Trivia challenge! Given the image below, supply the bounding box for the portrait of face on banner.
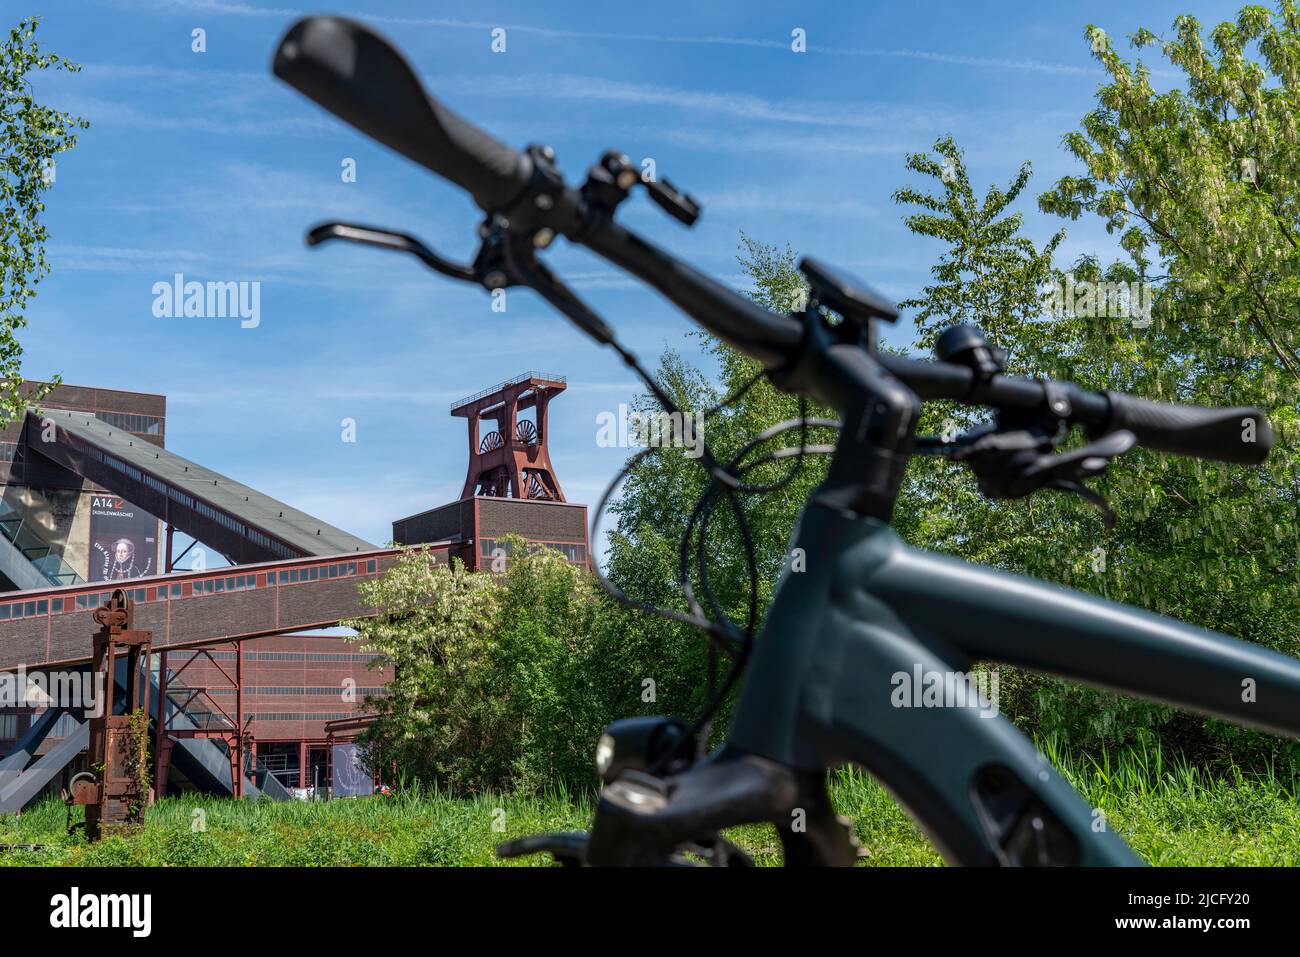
[88,495,158,582]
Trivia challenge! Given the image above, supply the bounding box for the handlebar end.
[1104,392,1274,465]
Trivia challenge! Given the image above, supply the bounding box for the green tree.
[344,547,503,790]
[869,141,1153,745]
[889,136,1073,567]
[890,134,1297,761]
[1033,4,1300,761]
[345,538,700,794]
[1,17,86,422]
[488,537,604,791]
[1039,3,1300,383]
[893,135,1063,361]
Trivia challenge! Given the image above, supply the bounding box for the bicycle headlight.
[594,732,616,778]
[593,716,689,785]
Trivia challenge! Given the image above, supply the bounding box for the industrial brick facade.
[394,496,588,571]
[0,374,590,795]
[0,552,402,669]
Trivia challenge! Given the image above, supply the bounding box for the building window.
[0,714,15,739]
[93,410,163,436]
[51,713,77,738]
[479,538,584,563]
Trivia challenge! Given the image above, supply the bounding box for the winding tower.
[452,373,567,502]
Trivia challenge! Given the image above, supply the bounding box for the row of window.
[276,563,359,584]
[185,573,257,596]
[74,587,149,610]
[245,712,357,722]
[195,651,382,663]
[196,498,244,536]
[478,537,587,563]
[101,449,144,485]
[94,410,163,436]
[1,598,53,619]
[0,560,380,620]
[248,526,294,559]
[206,687,388,696]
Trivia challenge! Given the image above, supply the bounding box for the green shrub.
[345,541,715,795]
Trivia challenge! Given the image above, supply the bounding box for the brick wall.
[475,498,587,543]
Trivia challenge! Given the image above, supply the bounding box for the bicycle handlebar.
[581,219,805,369]
[876,355,1272,464]
[1103,392,1270,464]
[272,15,1276,469]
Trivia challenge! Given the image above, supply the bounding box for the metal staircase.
[0,661,290,814]
[0,500,82,589]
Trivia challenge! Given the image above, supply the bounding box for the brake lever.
[1019,430,1136,486]
[306,221,481,283]
[1048,479,1120,529]
[951,428,1135,529]
[307,219,619,347]
[1019,430,1135,530]
[500,230,618,345]
[496,831,589,867]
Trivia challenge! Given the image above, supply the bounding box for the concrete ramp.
[26,408,375,566]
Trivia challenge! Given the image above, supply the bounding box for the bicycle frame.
[716,498,1300,865]
[575,321,1297,866]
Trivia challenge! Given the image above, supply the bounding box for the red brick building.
[0,373,590,797]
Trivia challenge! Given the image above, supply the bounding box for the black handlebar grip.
[1103,391,1273,465]
[273,17,533,212]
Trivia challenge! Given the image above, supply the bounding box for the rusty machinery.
[65,588,153,840]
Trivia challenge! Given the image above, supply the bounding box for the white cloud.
[140,2,1135,79]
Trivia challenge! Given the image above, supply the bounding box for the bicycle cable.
[584,336,843,767]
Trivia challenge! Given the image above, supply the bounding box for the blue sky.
[19,0,1245,549]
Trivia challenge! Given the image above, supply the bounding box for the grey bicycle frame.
[720,498,1300,865]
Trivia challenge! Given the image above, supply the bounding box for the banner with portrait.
[88,495,159,582]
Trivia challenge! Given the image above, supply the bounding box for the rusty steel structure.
[452,372,566,501]
[154,642,247,801]
[67,589,152,840]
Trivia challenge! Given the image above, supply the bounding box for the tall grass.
[1,743,1295,866]
[1042,738,1300,866]
[0,785,592,867]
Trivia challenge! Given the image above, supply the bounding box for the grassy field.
[0,747,1295,866]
